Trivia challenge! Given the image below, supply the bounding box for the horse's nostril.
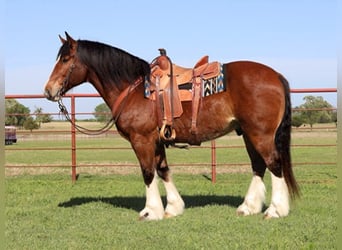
[44,89,52,100]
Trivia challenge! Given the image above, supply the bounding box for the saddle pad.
[202,63,225,97]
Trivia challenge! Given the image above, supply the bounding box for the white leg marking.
[163,177,185,218]
[264,173,289,218]
[139,173,164,220]
[237,175,266,216]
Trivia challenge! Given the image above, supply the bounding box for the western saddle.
[148,49,222,145]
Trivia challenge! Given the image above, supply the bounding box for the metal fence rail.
[5,88,337,182]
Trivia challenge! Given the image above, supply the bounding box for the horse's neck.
[86,71,121,108]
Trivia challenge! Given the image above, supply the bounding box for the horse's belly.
[174,108,237,144]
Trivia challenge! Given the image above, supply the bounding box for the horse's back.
[224,60,282,89]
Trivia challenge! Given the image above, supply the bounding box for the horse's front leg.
[130,134,164,220]
[139,170,165,220]
[156,144,185,218]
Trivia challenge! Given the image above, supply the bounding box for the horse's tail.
[275,75,300,199]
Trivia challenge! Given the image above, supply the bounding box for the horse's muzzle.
[44,88,61,102]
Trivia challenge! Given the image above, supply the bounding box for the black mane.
[58,40,150,88]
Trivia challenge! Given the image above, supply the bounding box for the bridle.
[59,62,75,98]
[57,61,143,135]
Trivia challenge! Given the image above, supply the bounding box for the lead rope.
[57,73,142,136]
[58,99,116,135]
[57,60,140,135]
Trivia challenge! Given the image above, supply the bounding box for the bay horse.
[44,32,299,220]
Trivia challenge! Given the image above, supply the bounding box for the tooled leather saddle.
[147,49,224,144]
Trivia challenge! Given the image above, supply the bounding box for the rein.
[57,62,143,135]
[58,99,115,135]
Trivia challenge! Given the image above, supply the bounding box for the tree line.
[292,96,337,129]
[5,99,52,131]
[5,95,337,131]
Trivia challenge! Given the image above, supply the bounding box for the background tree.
[291,111,305,128]
[94,103,111,122]
[23,117,39,132]
[41,113,53,124]
[297,95,335,129]
[34,107,53,127]
[5,99,30,127]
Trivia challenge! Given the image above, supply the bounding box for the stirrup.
[160,124,176,142]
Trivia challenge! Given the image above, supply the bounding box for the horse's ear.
[64,31,77,50]
[65,32,75,43]
[59,34,66,44]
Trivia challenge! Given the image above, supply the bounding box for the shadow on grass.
[58,195,244,212]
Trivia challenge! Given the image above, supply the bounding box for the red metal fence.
[5,88,337,183]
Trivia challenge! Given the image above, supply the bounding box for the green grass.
[5,164,337,249]
[5,122,337,248]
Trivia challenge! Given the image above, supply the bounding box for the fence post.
[71,95,77,183]
[211,140,216,183]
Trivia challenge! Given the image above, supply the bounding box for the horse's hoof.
[138,212,150,221]
[236,204,251,216]
[263,214,275,220]
[263,212,280,219]
[163,212,174,219]
[138,208,164,221]
[263,207,281,219]
[236,210,248,216]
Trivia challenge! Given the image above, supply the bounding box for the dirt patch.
[5,164,251,177]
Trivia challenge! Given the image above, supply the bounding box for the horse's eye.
[61,57,69,63]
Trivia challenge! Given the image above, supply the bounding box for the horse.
[44,32,299,220]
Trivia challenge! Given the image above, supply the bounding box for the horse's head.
[44,32,87,101]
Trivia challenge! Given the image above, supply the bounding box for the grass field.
[5,122,337,249]
[5,166,337,249]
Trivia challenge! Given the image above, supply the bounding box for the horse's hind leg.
[156,144,185,218]
[238,133,290,218]
[236,135,266,216]
[264,172,289,218]
[250,136,290,218]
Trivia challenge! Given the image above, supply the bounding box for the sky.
[5,0,337,118]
